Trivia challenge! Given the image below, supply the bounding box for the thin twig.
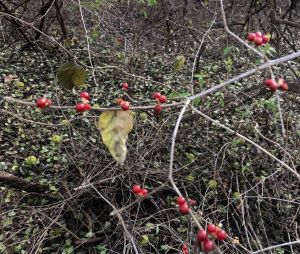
[190,107,300,181]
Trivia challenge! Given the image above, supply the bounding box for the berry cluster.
[131,185,148,197]
[153,92,167,114]
[264,77,288,92]
[76,91,92,112]
[247,32,270,46]
[36,97,52,109]
[116,98,130,111]
[197,224,227,252]
[177,196,190,215]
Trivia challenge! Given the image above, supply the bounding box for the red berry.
[182,244,188,250]
[254,36,263,46]
[122,82,129,90]
[262,35,270,44]
[80,91,90,100]
[159,95,167,103]
[36,97,47,109]
[179,203,190,215]
[207,224,217,233]
[279,82,288,91]
[197,229,208,242]
[154,104,162,114]
[247,33,256,42]
[120,101,130,111]
[189,199,197,206]
[153,92,161,99]
[264,79,278,91]
[182,244,188,254]
[84,104,91,111]
[45,99,52,107]
[116,98,124,105]
[202,240,214,252]
[132,185,142,194]
[176,196,186,206]
[140,188,148,196]
[75,103,86,112]
[255,31,262,37]
[216,229,227,241]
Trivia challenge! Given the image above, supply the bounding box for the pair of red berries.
[264,77,288,92]
[153,92,167,114]
[36,97,52,109]
[247,31,270,46]
[131,185,148,197]
[197,224,227,252]
[76,91,91,112]
[176,196,190,215]
[116,98,130,111]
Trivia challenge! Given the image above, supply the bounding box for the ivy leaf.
[98,111,134,165]
[147,0,157,6]
[174,55,185,71]
[57,62,86,90]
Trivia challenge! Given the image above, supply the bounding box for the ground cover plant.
[0,0,300,253]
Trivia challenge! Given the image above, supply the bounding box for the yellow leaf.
[98,111,133,165]
[57,62,86,90]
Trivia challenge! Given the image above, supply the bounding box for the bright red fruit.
[264,79,278,91]
[84,104,91,111]
[121,101,130,111]
[176,196,186,206]
[207,224,217,233]
[153,92,161,99]
[255,31,262,37]
[216,229,227,241]
[116,98,124,105]
[154,104,162,114]
[197,229,208,242]
[247,33,256,42]
[75,103,86,112]
[254,36,263,46]
[122,82,129,90]
[140,188,148,196]
[279,82,288,91]
[262,35,270,44]
[203,240,214,252]
[182,244,188,254]
[159,95,167,103]
[132,185,142,194]
[80,91,90,100]
[36,97,47,108]
[179,203,190,215]
[45,99,52,107]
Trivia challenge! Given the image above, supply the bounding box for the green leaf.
[57,62,86,90]
[223,46,233,57]
[15,81,25,88]
[174,55,185,71]
[139,235,149,246]
[147,0,157,5]
[98,111,134,165]
[25,155,38,165]
[194,97,201,106]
